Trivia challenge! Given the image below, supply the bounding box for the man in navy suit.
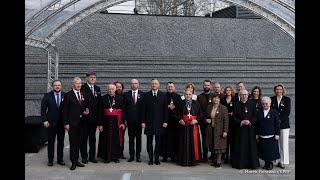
[80,72,101,164]
[63,77,88,170]
[124,79,144,162]
[141,79,168,165]
[41,79,65,166]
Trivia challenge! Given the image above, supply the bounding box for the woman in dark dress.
[256,96,280,170]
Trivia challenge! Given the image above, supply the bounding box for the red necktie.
[133,91,136,105]
[77,91,81,105]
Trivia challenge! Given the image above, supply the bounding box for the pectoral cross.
[187,113,192,119]
[109,108,113,112]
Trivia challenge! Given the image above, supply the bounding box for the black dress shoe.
[47,161,53,166]
[121,156,126,159]
[128,157,134,162]
[211,161,217,166]
[104,160,110,163]
[155,160,160,165]
[76,161,85,167]
[266,162,273,170]
[57,160,65,165]
[70,164,76,170]
[113,159,120,163]
[82,159,88,164]
[148,161,153,165]
[162,157,167,162]
[89,158,98,163]
[136,158,141,162]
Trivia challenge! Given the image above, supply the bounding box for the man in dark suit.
[141,79,168,165]
[124,79,144,162]
[197,79,213,162]
[80,72,101,164]
[115,81,126,159]
[63,77,88,170]
[41,79,65,166]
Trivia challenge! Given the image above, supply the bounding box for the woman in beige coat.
[204,93,229,168]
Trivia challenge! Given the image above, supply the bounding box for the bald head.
[107,83,116,96]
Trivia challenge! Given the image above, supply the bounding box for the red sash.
[103,108,123,146]
[181,115,199,160]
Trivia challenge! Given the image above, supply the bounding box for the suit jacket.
[41,91,65,126]
[256,108,280,136]
[62,90,87,127]
[81,83,101,124]
[124,90,145,124]
[197,92,214,120]
[270,96,291,129]
[141,90,168,135]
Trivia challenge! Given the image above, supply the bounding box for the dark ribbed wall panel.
[54,13,294,57]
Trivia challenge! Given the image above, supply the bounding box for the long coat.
[141,90,168,135]
[204,103,229,152]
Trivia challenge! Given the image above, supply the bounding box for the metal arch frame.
[25,0,81,39]
[25,35,59,92]
[25,0,61,24]
[223,0,294,40]
[46,0,294,42]
[47,0,130,43]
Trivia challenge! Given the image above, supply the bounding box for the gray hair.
[261,96,271,105]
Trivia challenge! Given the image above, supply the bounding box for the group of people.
[41,73,291,171]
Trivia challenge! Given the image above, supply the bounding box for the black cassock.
[231,99,260,169]
[97,94,125,161]
[160,92,181,160]
[177,99,203,166]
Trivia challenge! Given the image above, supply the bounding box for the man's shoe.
[89,158,98,163]
[148,160,153,165]
[121,156,126,159]
[128,157,134,162]
[162,157,167,162]
[70,163,76,170]
[47,161,53,166]
[104,160,110,163]
[136,158,141,162]
[57,160,65,165]
[76,161,85,167]
[155,159,160,165]
[113,159,120,163]
[82,159,88,164]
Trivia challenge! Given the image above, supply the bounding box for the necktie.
[90,86,94,95]
[133,91,136,105]
[153,92,156,97]
[56,93,60,107]
[77,91,81,104]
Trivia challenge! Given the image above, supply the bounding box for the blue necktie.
[90,86,94,95]
[56,93,60,107]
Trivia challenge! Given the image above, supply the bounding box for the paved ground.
[25,126,295,180]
